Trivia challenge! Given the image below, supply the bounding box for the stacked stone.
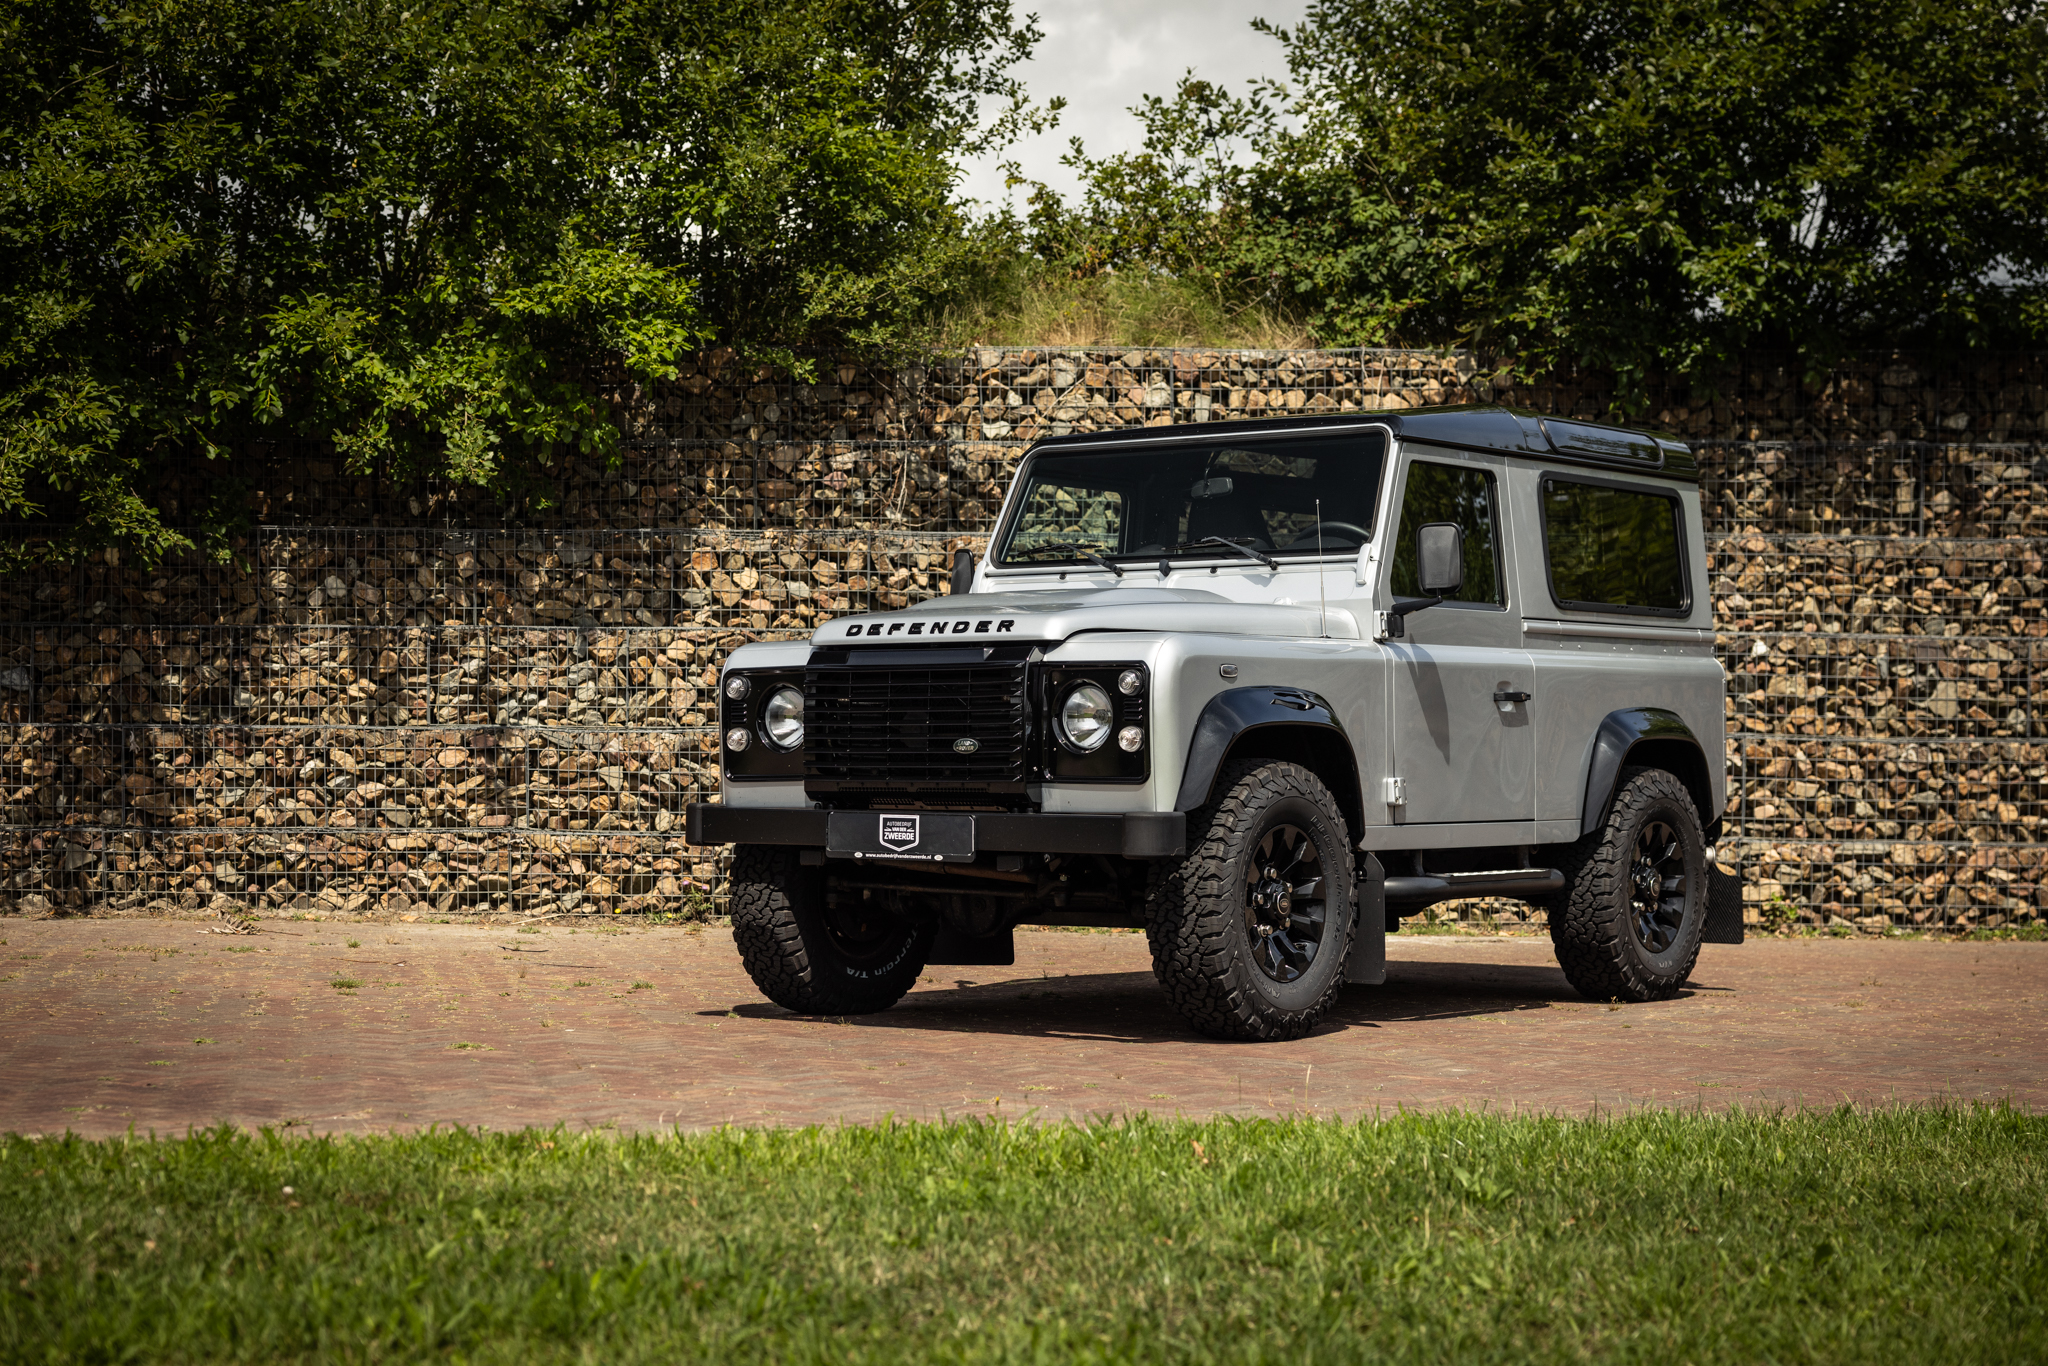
[1738,836,2046,933]
[1532,355,2048,444]
[1714,536,2047,639]
[614,354,925,445]
[1726,704,2048,932]
[1731,736,2043,839]
[3,346,2047,929]
[243,529,974,634]
[115,350,2048,537]
[925,348,1487,444]
[445,442,986,533]
[0,826,706,919]
[1705,443,2048,537]
[0,725,123,829]
[1721,633,2036,740]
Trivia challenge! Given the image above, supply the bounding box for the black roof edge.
[1021,404,1700,483]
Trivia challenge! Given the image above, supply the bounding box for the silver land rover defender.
[687,407,1741,1040]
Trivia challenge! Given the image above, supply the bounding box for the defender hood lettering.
[814,586,1360,644]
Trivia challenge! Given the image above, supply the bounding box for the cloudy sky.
[955,0,1310,210]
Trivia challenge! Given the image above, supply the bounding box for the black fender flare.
[1580,707,1716,839]
[1174,687,1363,837]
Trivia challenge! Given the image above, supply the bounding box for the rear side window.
[1541,476,1688,615]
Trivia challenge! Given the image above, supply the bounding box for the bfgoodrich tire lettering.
[1546,765,1707,1002]
[1145,760,1356,1041]
[729,845,932,1014]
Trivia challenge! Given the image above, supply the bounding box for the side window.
[1541,477,1688,614]
[1390,461,1504,606]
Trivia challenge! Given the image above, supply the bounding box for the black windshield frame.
[992,428,1390,569]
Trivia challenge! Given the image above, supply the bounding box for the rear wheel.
[1145,760,1356,1040]
[729,845,932,1014]
[1547,765,1706,1002]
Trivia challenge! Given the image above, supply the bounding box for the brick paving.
[1,918,2041,1137]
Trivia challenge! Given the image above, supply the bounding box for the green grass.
[936,265,1309,351]
[1968,923,2048,942]
[3,1108,2043,1363]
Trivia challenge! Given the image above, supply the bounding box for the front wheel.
[729,845,933,1014]
[1546,765,1707,1002]
[1145,760,1356,1040]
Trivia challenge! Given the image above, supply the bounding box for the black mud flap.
[1347,853,1387,984]
[1702,862,1745,944]
[929,925,1015,965]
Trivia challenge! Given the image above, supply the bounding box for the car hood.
[811,585,1361,646]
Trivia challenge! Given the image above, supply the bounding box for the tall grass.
[935,263,1309,351]
[3,1107,2043,1363]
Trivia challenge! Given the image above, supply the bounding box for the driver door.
[1380,452,1535,827]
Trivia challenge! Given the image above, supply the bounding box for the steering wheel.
[1285,521,1372,549]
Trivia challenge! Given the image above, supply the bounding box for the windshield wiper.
[1158,536,1281,571]
[1010,541,1126,577]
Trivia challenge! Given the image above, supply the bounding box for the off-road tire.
[729,845,933,1015]
[1546,765,1707,1002]
[1145,760,1356,1041]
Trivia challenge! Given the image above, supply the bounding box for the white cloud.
[957,0,1307,209]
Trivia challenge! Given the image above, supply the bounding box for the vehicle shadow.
[700,957,1686,1043]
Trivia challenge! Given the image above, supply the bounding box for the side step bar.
[1383,867,1564,908]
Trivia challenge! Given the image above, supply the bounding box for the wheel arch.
[1581,707,1717,840]
[1174,687,1365,844]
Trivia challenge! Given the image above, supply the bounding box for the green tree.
[602,0,1048,361]
[1039,0,2048,401]
[1020,76,1276,284]
[0,0,1042,560]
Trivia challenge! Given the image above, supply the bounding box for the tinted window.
[998,431,1387,565]
[1390,461,1503,606]
[1542,477,1687,613]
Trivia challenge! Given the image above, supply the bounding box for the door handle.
[1492,690,1531,704]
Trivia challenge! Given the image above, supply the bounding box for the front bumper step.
[686,804,1187,859]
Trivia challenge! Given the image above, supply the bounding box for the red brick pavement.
[1,919,2041,1136]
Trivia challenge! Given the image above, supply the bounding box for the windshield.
[995,430,1388,567]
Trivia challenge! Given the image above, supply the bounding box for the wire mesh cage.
[1720,633,2038,740]
[1722,836,2045,933]
[2,346,2046,926]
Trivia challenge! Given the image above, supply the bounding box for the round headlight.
[724,675,751,701]
[762,685,805,750]
[724,726,750,752]
[1058,682,1114,752]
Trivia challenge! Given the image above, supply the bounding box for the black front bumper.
[685,803,1186,859]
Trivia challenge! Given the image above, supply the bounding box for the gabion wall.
[5,346,2047,931]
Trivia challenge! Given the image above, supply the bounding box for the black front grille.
[805,649,1032,793]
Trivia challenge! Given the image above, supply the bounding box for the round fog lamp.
[1058,682,1114,752]
[724,675,751,701]
[1117,725,1144,753]
[762,685,805,750]
[1117,668,1143,696]
[724,726,750,752]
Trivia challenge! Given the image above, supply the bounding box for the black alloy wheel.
[1545,764,1707,1002]
[1628,818,1688,954]
[1145,758,1356,1040]
[1244,824,1329,984]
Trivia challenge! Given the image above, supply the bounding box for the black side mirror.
[1415,522,1464,596]
[950,547,975,595]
